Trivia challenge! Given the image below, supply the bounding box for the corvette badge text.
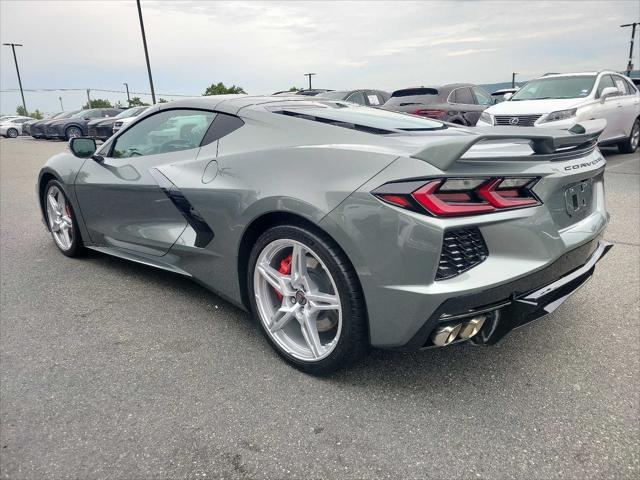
[564,156,604,172]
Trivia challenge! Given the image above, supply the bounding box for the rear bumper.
[397,238,612,350]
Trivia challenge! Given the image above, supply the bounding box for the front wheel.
[7,128,19,138]
[44,180,85,257]
[618,118,639,154]
[248,225,367,374]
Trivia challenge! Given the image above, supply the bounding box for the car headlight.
[479,112,494,125]
[540,108,577,123]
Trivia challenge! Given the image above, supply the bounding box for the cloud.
[446,48,499,57]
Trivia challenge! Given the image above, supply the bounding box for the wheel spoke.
[291,243,310,290]
[48,194,61,215]
[306,292,340,311]
[257,263,291,296]
[301,310,324,359]
[51,221,61,232]
[269,303,298,333]
[61,227,72,247]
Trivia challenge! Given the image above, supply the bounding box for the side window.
[111,109,216,159]
[596,75,616,98]
[613,76,632,95]
[452,88,474,105]
[473,87,493,106]
[86,110,102,119]
[345,91,366,105]
[366,93,381,106]
[200,113,244,146]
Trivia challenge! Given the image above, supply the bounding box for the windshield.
[511,76,596,100]
[56,110,80,119]
[115,107,144,118]
[71,110,94,118]
[316,91,349,100]
[270,103,445,132]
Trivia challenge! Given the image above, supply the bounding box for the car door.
[471,86,494,123]
[612,74,640,137]
[449,87,477,125]
[593,74,622,141]
[74,108,216,256]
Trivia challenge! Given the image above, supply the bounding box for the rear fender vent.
[436,228,488,280]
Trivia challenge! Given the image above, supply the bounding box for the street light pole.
[137,0,156,104]
[123,82,131,105]
[304,73,316,90]
[621,23,639,76]
[59,97,63,110]
[3,43,27,115]
[511,72,517,89]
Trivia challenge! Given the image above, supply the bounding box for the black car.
[383,84,494,125]
[23,112,62,137]
[87,106,147,141]
[45,108,123,140]
[315,89,390,106]
[30,111,80,139]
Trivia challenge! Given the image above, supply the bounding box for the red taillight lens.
[373,177,540,217]
[415,109,446,118]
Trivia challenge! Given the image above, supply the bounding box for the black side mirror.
[69,137,97,159]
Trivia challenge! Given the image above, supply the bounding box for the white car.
[477,71,640,153]
[0,116,32,138]
[112,106,151,134]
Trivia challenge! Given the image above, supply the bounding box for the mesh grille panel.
[436,228,488,280]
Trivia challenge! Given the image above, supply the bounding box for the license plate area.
[564,179,593,218]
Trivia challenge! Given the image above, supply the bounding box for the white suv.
[477,71,640,154]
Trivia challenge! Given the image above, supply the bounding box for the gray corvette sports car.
[38,95,611,373]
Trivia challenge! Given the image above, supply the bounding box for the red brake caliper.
[275,254,292,300]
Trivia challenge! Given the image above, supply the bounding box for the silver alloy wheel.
[46,185,74,250]
[631,121,640,150]
[254,239,342,362]
[67,126,81,138]
[7,128,18,138]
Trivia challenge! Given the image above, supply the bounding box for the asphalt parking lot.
[0,137,638,479]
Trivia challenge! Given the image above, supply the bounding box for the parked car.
[315,89,390,106]
[477,71,640,153]
[31,111,80,139]
[273,89,332,96]
[631,78,640,88]
[45,108,123,140]
[38,96,611,373]
[0,116,32,138]
[491,88,519,103]
[383,84,494,125]
[88,106,148,141]
[24,112,63,137]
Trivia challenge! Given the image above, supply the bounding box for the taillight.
[372,177,540,217]
[415,109,446,119]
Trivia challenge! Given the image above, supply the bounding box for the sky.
[1,0,638,114]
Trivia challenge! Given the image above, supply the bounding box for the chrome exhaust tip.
[431,323,462,347]
[458,315,487,340]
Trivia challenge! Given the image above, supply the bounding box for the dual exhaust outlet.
[430,315,487,347]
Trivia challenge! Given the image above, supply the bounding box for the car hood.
[88,118,116,126]
[48,118,82,125]
[486,98,585,115]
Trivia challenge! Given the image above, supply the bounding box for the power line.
[0,87,194,97]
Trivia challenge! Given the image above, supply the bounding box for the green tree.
[288,86,301,92]
[16,106,43,119]
[83,98,112,109]
[158,98,168,103]
[128,96,149,107]
[203,82,246,96]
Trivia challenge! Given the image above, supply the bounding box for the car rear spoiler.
[410,119,606,170]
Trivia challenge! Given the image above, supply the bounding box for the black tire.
[7,128,19,138]
[65,126,82,140]
[618,118,640,154]
[248,224,368,374]
[43,180,86,258]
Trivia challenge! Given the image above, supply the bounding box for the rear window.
[269,103,445,133]
[386,88,439,106]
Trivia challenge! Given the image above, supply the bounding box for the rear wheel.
[618,118,639,154]
[7,128,18,138]
[248,225,367,374]
[44,180,85,257]
[65,126,82,140]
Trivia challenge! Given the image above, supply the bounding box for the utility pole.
[621,22,639,76]
[137,0,156,104]
[59,97,63,110]
[123,82,131,105]
[86,89,91,109]
[511,72,517,88]
[3,43,27,115]
[304,73,316,90]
